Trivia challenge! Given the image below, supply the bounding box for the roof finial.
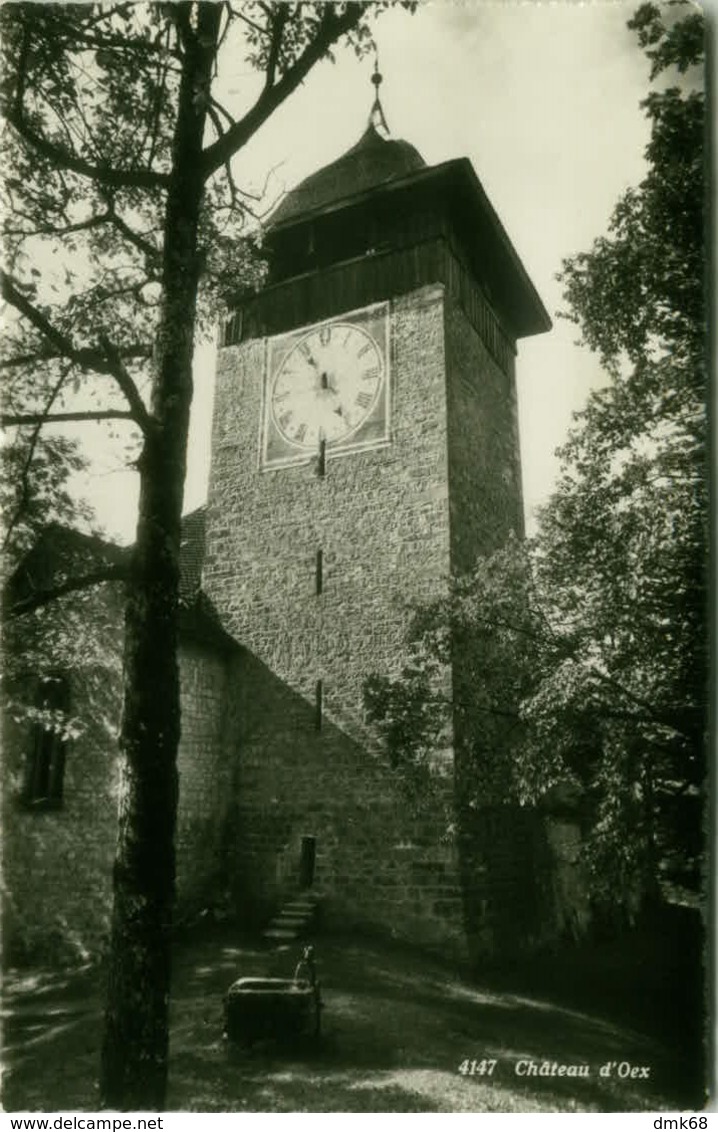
[369,52,390,137]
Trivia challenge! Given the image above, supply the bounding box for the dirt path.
[2,932,702,1112]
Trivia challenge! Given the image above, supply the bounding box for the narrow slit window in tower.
[315,549,323,595]
[315,679,323,731]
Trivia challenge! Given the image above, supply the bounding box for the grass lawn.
[2,927,707,1113]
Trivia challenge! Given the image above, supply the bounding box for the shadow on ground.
[2,927,706,1113]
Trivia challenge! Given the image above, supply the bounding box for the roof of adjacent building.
[5,509,237,655]
[269,122,426,229]
[178,505,206,599]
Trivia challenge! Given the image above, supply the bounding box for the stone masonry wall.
[3,664,121,964]
[205,285,453,717]
[204,283,468,954]
[3,587,235,963]
[175,640,238,919]
[2,585,125,963]
[223,649,466,956]
[443,291,551,957]
[444,292,524,573]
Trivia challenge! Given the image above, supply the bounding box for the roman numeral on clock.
[357,340,373,359]
[356,390,373,410]
[361,365,379,381]
[294,423,308,443]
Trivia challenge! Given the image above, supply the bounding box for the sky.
[73,0,657,543]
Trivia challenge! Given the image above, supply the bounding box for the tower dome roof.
[269,122,426,228]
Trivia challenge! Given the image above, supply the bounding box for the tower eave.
[453,157,552,340]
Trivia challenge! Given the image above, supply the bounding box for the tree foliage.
[1,3,407,561]
[365,2,706,916]
[1,0,415,1109]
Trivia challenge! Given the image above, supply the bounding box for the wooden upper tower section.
[222,109,550,352]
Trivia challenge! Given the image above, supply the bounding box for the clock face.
[270,323,384,452]
[262,303,390,469]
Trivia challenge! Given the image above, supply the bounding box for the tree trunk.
[100,9,220,1110]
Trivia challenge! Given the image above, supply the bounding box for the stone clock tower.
[203,90,551,958]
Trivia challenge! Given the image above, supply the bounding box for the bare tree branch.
[7,34,170,193]
[5,210,112,240]
[215,4,234,62]
[59,28,182,60]
[3,410,136,426]
[105,202,161,264]
[5,564,130,620]
[206,104,245,218]
[163,2,194,55]
[265,6,288,90]
[201,4,365,181]
[1,271,153,434]
[98,333,154,431]
[0,345,152,371]
[226,7,268,39]
[208,94,236,128]
[139,27,175,171]
[3,362,71,550]
[6,109,171,191]
[586,662,696,739]
[5,200,159,268]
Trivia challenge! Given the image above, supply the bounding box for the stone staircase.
[263,891,320,947]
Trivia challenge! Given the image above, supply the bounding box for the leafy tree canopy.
[365,1,706,914]
[1,2,416,1110]
[1,2,409,564]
